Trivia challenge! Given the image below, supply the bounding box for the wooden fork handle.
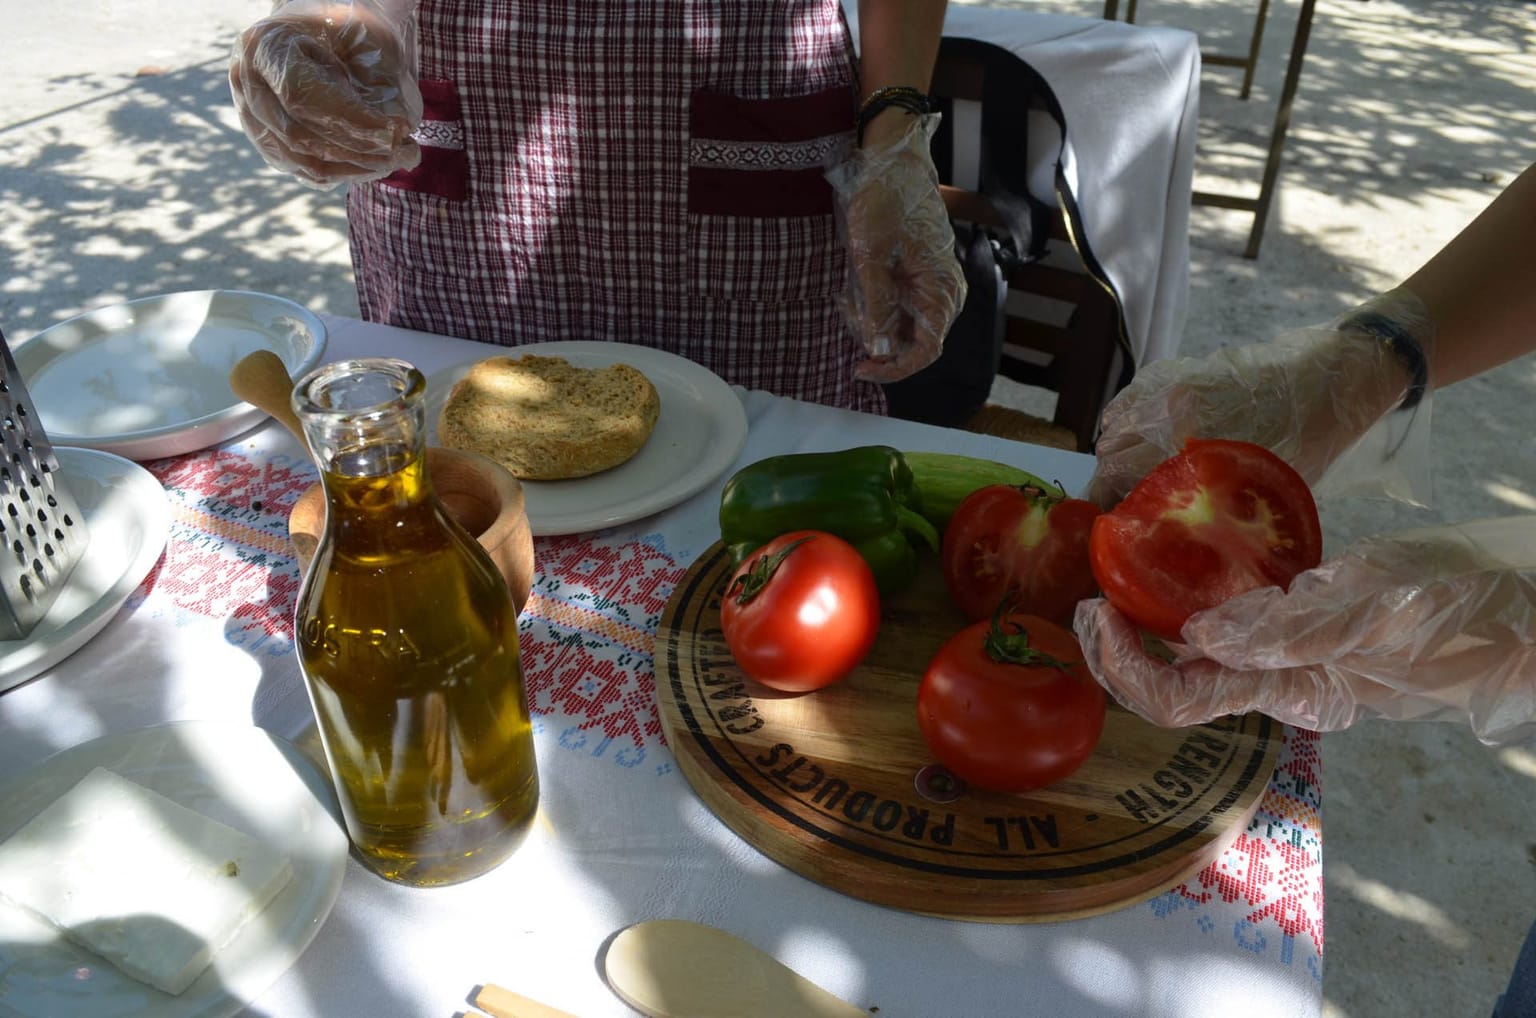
[474,983,581,1018]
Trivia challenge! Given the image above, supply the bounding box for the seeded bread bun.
[437,354,661,480]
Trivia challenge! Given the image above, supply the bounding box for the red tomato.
[917,612,1105,792]
[1089,438,1323,641]
[719,530,881,693]
[941,484,1102,625]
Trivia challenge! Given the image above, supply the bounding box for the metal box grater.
[0,329,90,639]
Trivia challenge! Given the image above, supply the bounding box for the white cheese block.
[0,766,294,995]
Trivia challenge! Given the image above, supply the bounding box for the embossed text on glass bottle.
[292,357,538,887]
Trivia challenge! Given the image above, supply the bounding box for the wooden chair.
[1104,0,1272,100]
[926,38,1131,454]
[1102,0,1324,258]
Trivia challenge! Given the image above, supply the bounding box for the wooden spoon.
[229,348,305,442]
[604,919,866,1018]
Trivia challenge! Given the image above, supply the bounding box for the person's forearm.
[1402,161,1536,387]
[855,0,948,148]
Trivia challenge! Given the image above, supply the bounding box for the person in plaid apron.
[230,0,964,414]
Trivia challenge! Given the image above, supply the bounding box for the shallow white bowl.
[12,290,327,461]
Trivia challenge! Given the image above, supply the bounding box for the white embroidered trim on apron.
[413,119,465,151]
[690,136,845,171]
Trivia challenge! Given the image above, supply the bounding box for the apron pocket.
[686,86,854,301]
[381,78,469,201]
[687,86,851,218]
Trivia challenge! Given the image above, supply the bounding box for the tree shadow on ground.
[0,57,356,342]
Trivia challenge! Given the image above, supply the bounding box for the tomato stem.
[1016,480,1069,507]
[982,596,1074,670]
[727,536,814,605]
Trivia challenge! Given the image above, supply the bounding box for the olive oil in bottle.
[292,358,538,887]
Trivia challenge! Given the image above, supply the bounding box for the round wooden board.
[656,542,1284,923]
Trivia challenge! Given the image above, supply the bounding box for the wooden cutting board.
[655,542,1282,923]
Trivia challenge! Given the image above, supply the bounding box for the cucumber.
[902,451,1064,529]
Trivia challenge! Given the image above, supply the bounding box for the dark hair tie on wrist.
[1348,310,1429,411]
[855,85,937,147]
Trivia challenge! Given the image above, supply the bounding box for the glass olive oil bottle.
[292,358,538,886]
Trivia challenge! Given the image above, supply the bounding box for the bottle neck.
[294,358,430,480]
[292,358,444,538]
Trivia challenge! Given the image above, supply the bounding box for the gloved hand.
[1088,289,1436,509]
[1073,516,1536,746]
[826,113,967,384]
[229,0,423,189]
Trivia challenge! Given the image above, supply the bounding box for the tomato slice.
[1089,439,1322,640]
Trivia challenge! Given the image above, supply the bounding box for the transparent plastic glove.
[826,114,967,383]
[1088,288,1436,508]
[1073,516,1536,746]
[229,0,423,189]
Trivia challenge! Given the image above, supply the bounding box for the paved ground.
[3,1,1534,1015]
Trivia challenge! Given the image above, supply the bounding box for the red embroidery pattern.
[142,450,317,654]
[141,450,693,756]
[518,534,687,771]
[1153,727,1324,975]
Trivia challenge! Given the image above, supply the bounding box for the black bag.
[881,37,1128,428]
[880,223,1006,427]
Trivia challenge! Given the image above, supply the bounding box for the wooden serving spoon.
[604,919,866,1018]
[228,348,305,442]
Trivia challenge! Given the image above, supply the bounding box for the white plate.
[0,448,170,694]
[0,721,348,1018]
[424,341,749,536]
[12,291,327,461]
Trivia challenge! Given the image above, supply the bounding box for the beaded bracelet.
[1347,310,1429,411]
[855,85,937,146]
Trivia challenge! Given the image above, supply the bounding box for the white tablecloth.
[846,3,1201,368]
[0,317,1322,1017]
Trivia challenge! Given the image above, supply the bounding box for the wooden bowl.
[288,446,535,615]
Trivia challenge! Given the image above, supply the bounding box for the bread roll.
[437,354,661,480]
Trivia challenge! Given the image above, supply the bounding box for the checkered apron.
[348,0,885,413]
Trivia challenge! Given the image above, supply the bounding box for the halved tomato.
[941,484,1101,626]
[1089,438,1322,641]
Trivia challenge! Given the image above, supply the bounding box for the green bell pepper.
[718,445,940,593]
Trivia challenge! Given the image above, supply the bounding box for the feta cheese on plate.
[0,766,294,995]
